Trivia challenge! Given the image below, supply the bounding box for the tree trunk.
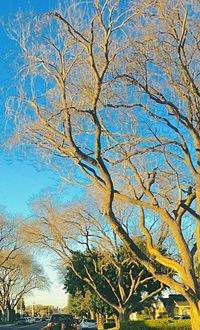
[116,311,129,330]
[190,303,200,330]
[1,309,6,322]
[90,310,95,320]
[119,312,127,321]
[95,313,99,324]
[114,316,120,330]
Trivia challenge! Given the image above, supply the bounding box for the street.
[0,322,48,330]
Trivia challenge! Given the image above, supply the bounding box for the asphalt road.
[0,321,48,330]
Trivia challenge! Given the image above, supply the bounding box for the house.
[129,312,137,320]
[155,294,190,318]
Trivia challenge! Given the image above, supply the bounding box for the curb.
[0,324,16,328]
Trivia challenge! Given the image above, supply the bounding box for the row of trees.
[0,212,47,321]
[3,0,200,329]
[25,304,58,317]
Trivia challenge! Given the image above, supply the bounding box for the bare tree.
[5,0,200,328]
[0,251,47,320]
[0,213,47,321]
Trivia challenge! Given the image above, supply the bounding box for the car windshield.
[85,320,96,323]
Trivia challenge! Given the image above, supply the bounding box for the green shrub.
[104,322,116,329]
[121,319,191,330]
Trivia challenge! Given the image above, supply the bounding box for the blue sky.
[0,0,56,16]
[0,1,61,215]
[0,0,74,308]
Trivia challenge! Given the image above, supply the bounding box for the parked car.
[80,319,98,330]
[27,316,35,324]
[17,317,27,325]
[17,316,35,325]
[180,315,190,319]
[48,314,74,330]
[173,315,180,320]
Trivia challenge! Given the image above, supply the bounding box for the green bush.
[104,322,116,329]
[121,319,191,330]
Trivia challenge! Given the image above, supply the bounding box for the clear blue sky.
[0,0,62,215]
[0,0,76,308]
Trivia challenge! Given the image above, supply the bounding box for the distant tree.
[0,212,47,321]
[67,289,114,321]
[0,250,47,320]
[67,291,89,318]
[25,304,54,317]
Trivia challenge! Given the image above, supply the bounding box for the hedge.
[120,319,191,330]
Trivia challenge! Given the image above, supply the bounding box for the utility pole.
[32,302,35,317]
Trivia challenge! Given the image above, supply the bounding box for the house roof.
[170,294,190,307]
[159,295,190,308]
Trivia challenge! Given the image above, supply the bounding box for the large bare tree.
[5,0,200,328]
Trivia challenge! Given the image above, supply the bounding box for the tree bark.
[114,316,120,330]
[119,312,126,321]
[117,311,129,330]
[190,303,200,330]
[90,310,95,320]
